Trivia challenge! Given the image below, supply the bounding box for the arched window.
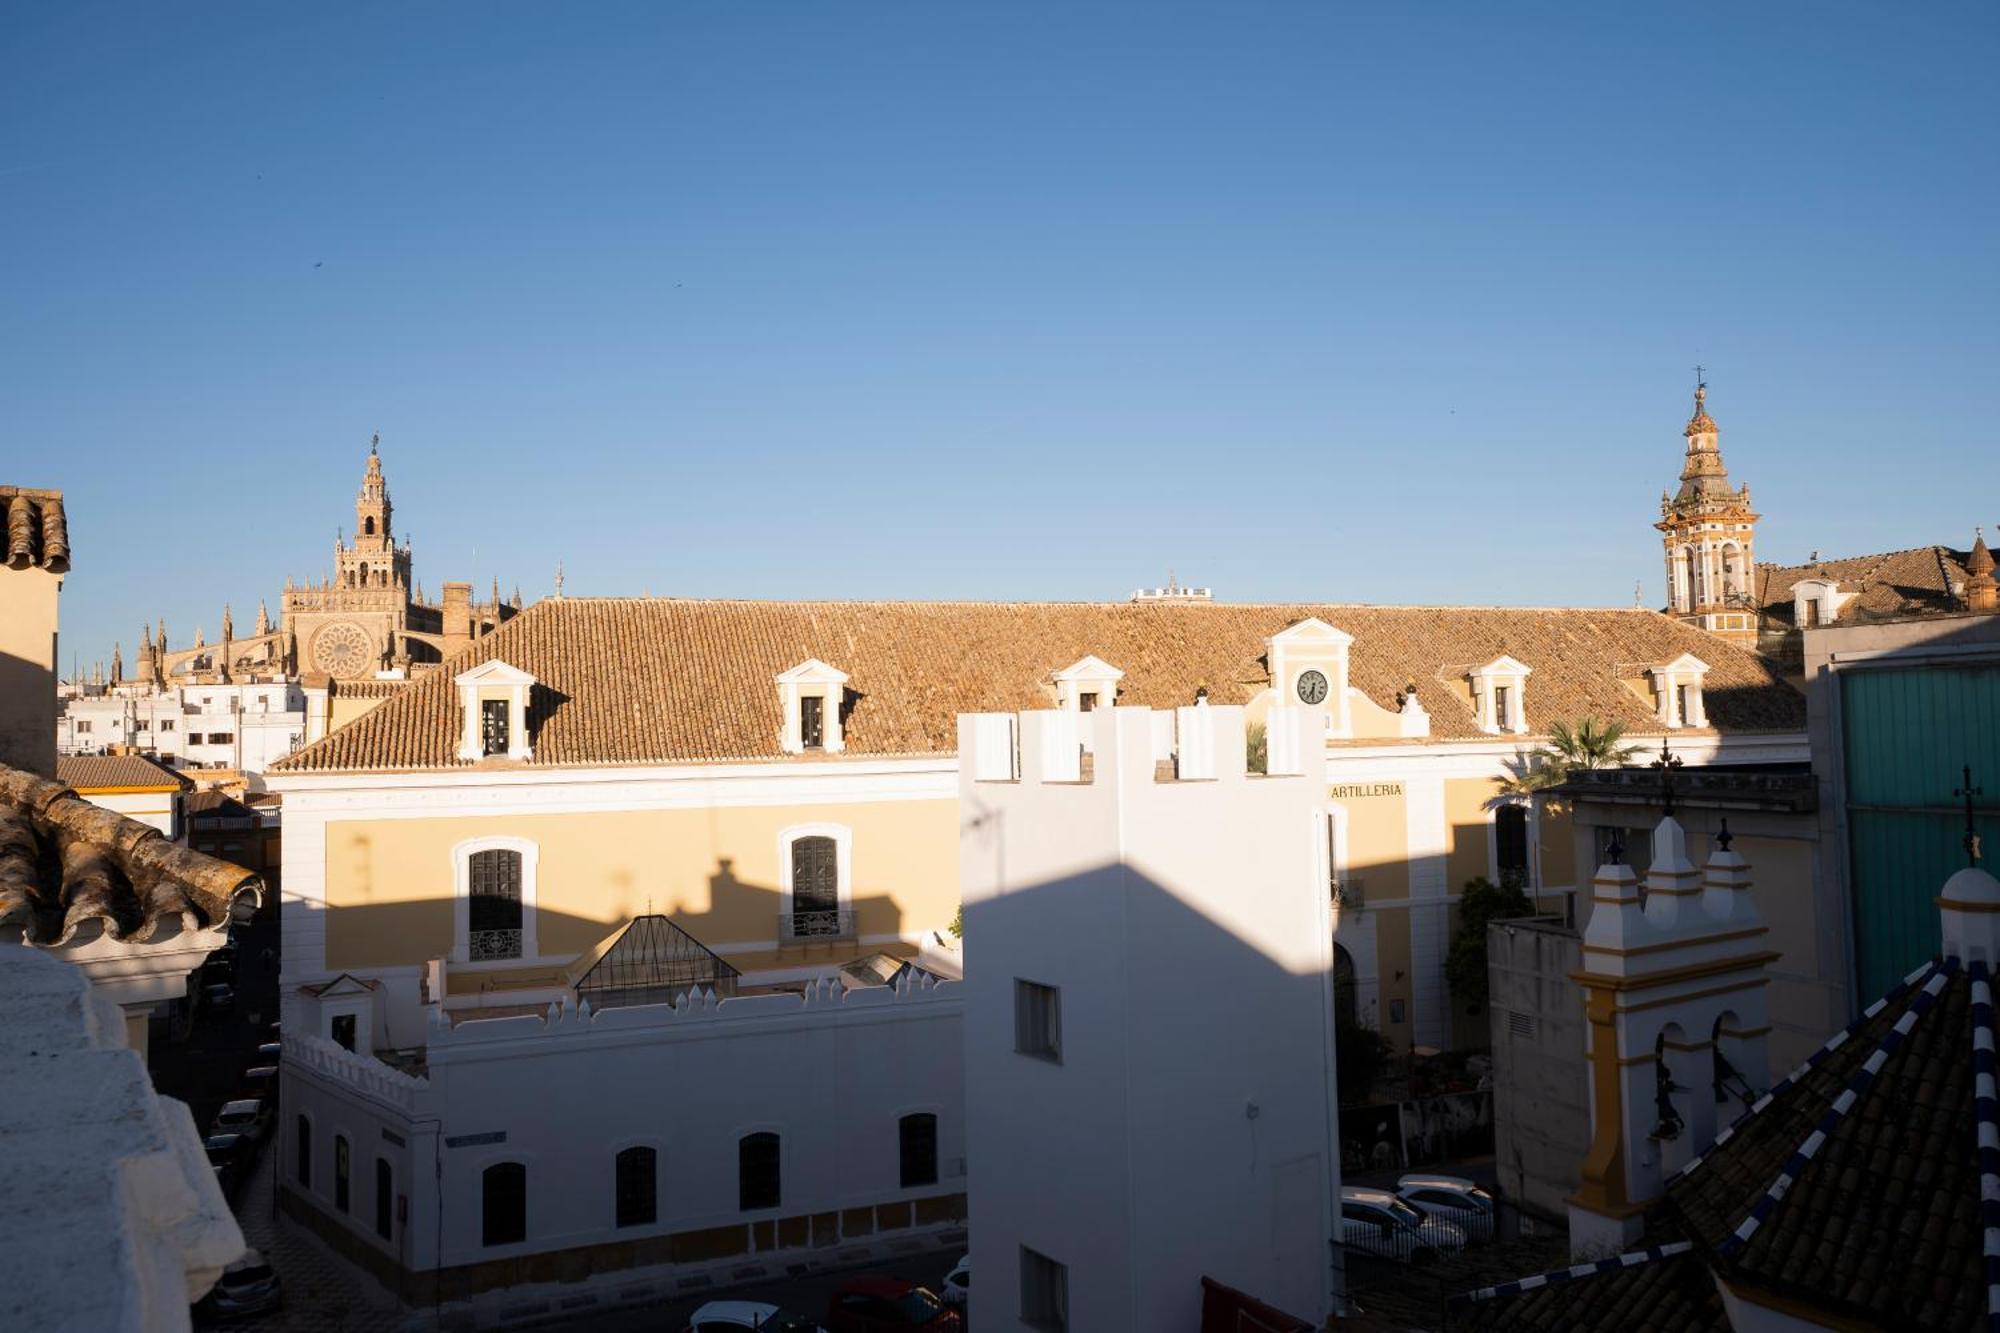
[1333,944,1358,1030]
[375,1158,394,1240]
[295,1115,312,1188]
[899,1113,938,1188]
[615,1146,658,1228]
[468,848,524,961]
[364,516,376,535]
[1495,806,1530,888]
[334,1135,351,1212]
[739,1132,780,1211]
[790,836,839,938]
[482,1162,527,1246]
[359,562,369,587]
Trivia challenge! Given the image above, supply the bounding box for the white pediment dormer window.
[454,659,537,761]
[1468,656,1533,736]
[1268,618,1355,738]
[1647,652,1710,729]
[1791,577,1851,630]
[776,659,850,754]
[1052,655,1124,713]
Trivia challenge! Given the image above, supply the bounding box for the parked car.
[1340,1186,1466,1265]
[241,1065,279,1103]
[940,1254,968,1307]
[683,1300,826,1332]
[255,1041,282,1064]
[203,1132,249,1191]
[192,1248,282,1321]
[1397,1174,1496,1243]
[202,983,236,1013]
[212,1099,270,1145]
[825,1277,961,1331]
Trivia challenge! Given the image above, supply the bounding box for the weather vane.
[1652,737,1684,817]
[1956,764,1984,867]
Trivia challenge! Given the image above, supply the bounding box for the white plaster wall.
[960,706,1338,1332]
[280,988,962,1273]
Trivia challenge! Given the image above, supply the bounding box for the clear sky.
[5,4,1996,673]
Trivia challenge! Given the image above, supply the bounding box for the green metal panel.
[1841,663,2000,995]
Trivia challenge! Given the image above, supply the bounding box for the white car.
[1340,1186,1466,1264]
[941,1253,969,1306]
[212,1098,271,1144]
[682,1299,825,1333]
[1396,1173,1496,1243]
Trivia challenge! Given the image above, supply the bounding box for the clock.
[312,621,375,679]
[1296,669,1329,705]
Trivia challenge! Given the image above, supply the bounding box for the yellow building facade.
[270,597,1806,1052]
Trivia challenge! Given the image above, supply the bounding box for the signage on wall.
[444,1131,507,1149]
[1329,782,1405,800]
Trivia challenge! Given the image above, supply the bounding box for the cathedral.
[140,439,517,686]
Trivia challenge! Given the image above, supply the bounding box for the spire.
[110,643,122,685]
[221,603,234,642]
[157,617,167,650]
[491,576,501,609]
[141,623,152,654]
[1967,528,1997,613]
[1673,375,1731,502]
[194,624,205,648]
[255,600,271,636]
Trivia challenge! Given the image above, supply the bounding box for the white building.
[59,679,308,775]
[958,704,1342,1331]
[280,942,963,1306]
[56,753,188,840]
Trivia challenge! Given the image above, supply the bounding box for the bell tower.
[1655,376,1759,650]
[334,435,413,593]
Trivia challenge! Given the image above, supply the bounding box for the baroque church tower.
[1655,379,1759,650]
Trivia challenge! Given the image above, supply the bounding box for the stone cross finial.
[1652,737,1684,817]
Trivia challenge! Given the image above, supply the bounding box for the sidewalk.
[224,1143,426,1333]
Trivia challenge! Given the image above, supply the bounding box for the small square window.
[1021,1246,1069,1332]
[1077,691,1097,713]
[1493,685,1512,731]
[1014,979,1061,1063]
[331,1014,357,1052]
[1389,998,1407,1025]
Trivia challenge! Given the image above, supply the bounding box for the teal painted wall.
[1842,663,2000,995]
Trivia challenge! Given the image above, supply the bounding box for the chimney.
[442,582,473,655]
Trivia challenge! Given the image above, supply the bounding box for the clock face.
[312,621,374,678]
[1296,669,1330,705]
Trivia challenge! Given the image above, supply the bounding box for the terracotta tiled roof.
[1451,1242,1725,1332]
[1,485,70,573]
[1660,956,1981,1330]
[1755,545,1968,626]
[272,598,1805,772]
[0,765,260,947]
[55,754,188,792]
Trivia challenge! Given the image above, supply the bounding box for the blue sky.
[4,4,1996,672]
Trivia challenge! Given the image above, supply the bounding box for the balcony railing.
[469,928,523,962]
[781,907,856,942]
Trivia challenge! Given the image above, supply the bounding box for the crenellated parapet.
[425,972,960,1058]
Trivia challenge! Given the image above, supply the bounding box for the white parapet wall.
[958,704,1341,1333]
[278,973,963,1292]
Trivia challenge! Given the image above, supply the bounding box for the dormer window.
[1792,577,1849,631]
[454,660,537,762]
[1052,656,1123,714]
[1646,653,1710,729]
[480,699,509,756]
[776,659,849,755]
[1468,656,1533,736]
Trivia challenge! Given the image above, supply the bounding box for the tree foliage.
[1445,875,1535,1013]
[1337,1019,1395,1104]
[1497,716,1639,794]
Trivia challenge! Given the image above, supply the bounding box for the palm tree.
[1497,717,1639,794]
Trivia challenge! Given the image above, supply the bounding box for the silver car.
[1396,1173,1496,1243]
[1340,1186,1466,1264]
